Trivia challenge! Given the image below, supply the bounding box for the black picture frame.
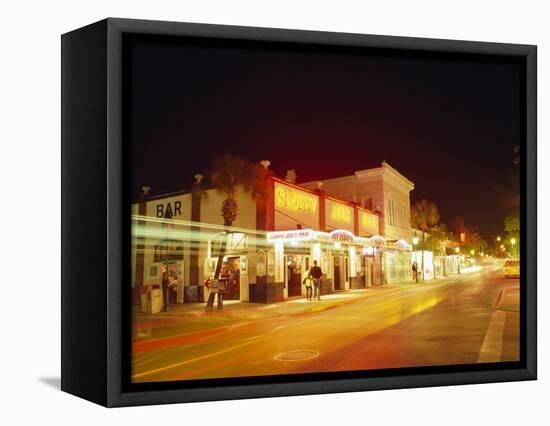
[61,18,537,407]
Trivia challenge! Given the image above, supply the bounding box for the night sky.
[129,37,521,240]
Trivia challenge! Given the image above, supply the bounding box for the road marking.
[133,279,470,379]
[477,309,506,363]
[132,336,264,379]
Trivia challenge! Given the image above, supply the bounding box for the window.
[388,198,398,227]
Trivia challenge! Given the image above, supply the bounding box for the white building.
[301,161,415,283]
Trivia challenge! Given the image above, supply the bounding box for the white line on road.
[477,309,506,363]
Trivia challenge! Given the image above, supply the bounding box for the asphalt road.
[132,266,519,383]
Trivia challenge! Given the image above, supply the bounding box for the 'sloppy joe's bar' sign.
[273,182,319,230]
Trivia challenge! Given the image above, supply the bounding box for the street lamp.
[496,236,501,242]
[470,249,475,256]
[412,236,419,247]
[511,238,516,258]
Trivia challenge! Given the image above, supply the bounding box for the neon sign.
[330,203,352,223]
[274,184,318,215]
[359,210,378,232]
[329,229,354,242]
[267,229,315,243]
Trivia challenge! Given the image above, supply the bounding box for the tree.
[208,155,270,280]
[424,224,449,278]
[411,199,440,281]
[504,209,520,258]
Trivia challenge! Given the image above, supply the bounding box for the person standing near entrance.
[303,274,313,301]
[161,264,170,311]
[217,266,230,311]
[309,260,323,301]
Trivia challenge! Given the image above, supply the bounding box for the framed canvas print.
[61,18,537,407]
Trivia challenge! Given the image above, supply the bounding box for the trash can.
[140,286,150,313]
[140,284,163,314]
[151,285,163,313]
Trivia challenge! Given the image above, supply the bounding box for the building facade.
[301,161,415,283]
[131,166,413,309]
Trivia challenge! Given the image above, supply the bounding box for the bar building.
[131,162,414,309]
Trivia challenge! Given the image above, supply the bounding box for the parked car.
[502,260,520,278]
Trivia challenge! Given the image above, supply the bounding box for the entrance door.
[164,262,180,305]
[366,257,374,286]
[287,257,302,297]
[334,257,342,290]
[224,257,241,300]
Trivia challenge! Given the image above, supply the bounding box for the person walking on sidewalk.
[412,261,419,284]
[309,260,323,301]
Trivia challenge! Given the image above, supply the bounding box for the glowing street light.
[496,236,501,242]
[510,238,517,258]
[470,249,475,256]
[412,236,419,246]
[454,247,460,254]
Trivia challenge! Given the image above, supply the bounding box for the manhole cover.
[274,349,320,361]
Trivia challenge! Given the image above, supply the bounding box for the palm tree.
[208,154,270,280]
[411,199,440,282]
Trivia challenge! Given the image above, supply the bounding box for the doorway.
[163,262,182,305]
[286,255,302,297]
[223,257,241,300]
[334,256,342,290]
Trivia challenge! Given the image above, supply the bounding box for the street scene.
[132,262,519,382]
[129,39,521,383]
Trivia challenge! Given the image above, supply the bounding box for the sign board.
[329,229,354,242]
[325,199,354,232]
[358,209,379,236]
[273,182,319,231]
[267,229,314,243]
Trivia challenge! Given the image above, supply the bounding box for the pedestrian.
[303,273,314,301]
[168,274,178,305]
[161,264,170,311]
[309,260,323,301]
[412,261,418,283]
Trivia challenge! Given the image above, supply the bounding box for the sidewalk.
[132,276,457,336]
[495,285,520,313]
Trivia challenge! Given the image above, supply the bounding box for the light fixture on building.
[362,247,374,256]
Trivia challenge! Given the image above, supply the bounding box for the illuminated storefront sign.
[329,229,354,242]
[329,202,352,224]
[274,183,318,214]
[267,229,315,243]
[359,210,379,235]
